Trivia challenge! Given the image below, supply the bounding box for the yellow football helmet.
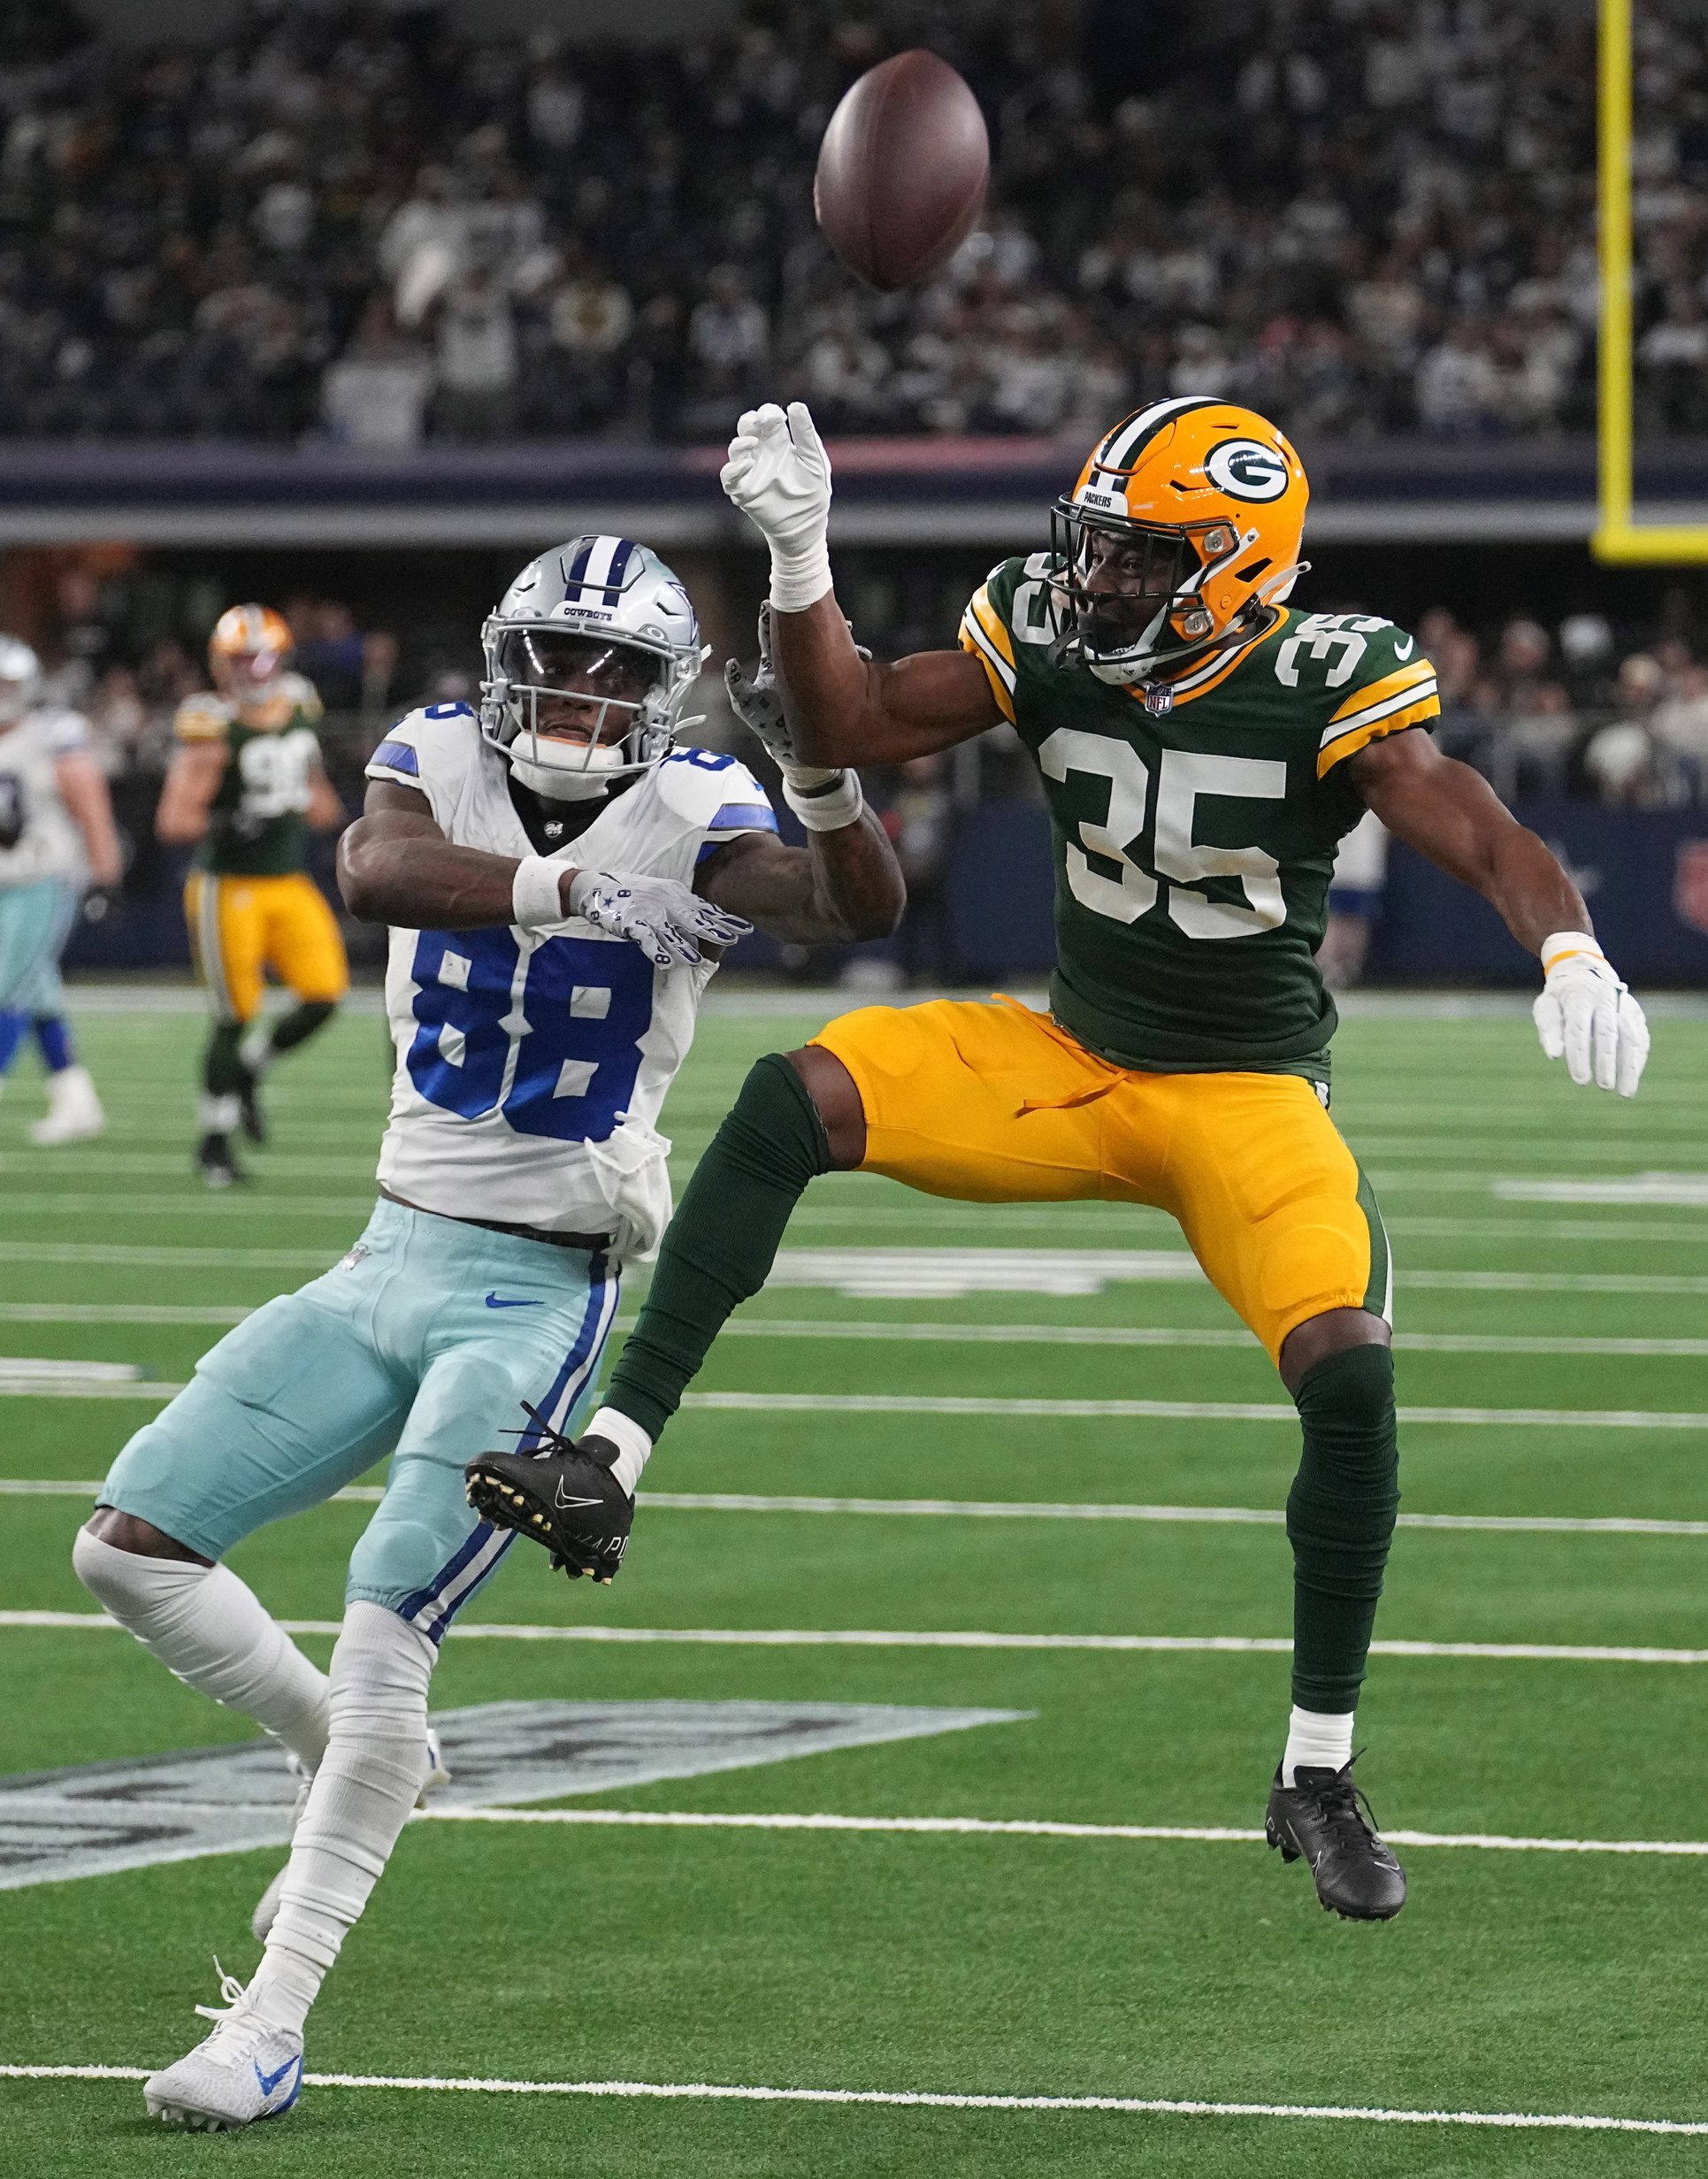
[1050,398,1309,685]
[208,604,292,696]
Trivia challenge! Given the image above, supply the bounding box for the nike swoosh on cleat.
[484,1293,542,1308]
[554,1485,604,1510]
[255,2055,300,2097]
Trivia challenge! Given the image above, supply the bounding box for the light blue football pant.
[98,1199,621,1643]
[0,876,79,1014]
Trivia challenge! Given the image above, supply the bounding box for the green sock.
[608,1053,832,1444]
[1285,1344,1399,1714]
[265,999,338,1059]
[203,1022,247,1098]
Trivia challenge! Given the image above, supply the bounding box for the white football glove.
[721,401,833,611]
[568,869,751,970]
[1532,932,1650,1097]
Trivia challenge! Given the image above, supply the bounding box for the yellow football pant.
[813,999,1390,1363]
[185,871,348,1025]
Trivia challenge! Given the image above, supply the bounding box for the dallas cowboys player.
[72,536,903,2132]
[0,635,122,1142]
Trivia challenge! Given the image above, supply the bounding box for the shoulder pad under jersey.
[653,748,778,844]
[173,694,233,744]
[366,702,480,826]
[960,552,1064,722]
[1268,614,1441,778]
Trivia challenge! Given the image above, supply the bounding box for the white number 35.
[1038,732,1287,940]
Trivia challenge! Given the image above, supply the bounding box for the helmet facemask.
[481,625,685,802]
[1047,501,1258,686]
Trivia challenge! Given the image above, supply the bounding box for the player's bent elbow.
[846,895,906,942]
[335,825,390,922]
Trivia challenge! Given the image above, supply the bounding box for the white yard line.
[2,2061,1704,2137]
[6,1243,1708,1299]
[7,1610,1708,1663]
[680,1393,1708,1429]
[1,1304,1705,1358]
[11,1478,1708,1538]
[424,1805,1708,1860]
[8,1193,1708,1249]
[0,1303,251,1326]
[2,1380,1703,1423]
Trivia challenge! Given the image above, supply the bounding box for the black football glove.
[724,600,869,772]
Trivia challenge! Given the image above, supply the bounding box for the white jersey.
[365,702,778,1250]
[0,706,92,887]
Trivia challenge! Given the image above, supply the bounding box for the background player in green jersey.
[157,605,348,1185]
[475,397,1651,1924]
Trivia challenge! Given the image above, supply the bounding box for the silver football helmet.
[0,635,42,728]
[479,537,708,801]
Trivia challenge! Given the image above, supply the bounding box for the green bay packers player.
[157,606,348,1185]
[472,397,1651,1923]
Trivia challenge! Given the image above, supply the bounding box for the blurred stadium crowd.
[3,0,1705,445]
[34,556,1708,816]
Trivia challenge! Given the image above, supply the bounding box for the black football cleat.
[195,1132,246,1189]
[464,1404,634,1584]
[236,1060,267,1145]
[1265,1756,1408,1922]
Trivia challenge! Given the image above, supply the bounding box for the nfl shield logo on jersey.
[1144,684,1174,717]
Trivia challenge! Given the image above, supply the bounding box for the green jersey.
[174,673,325,878]
[961,556,1441,1078]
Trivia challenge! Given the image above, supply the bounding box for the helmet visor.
[495,628,664,744]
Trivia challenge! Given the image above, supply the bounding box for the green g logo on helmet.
[1205,440,1291,503]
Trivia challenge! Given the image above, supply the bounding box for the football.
[814,49,990,291]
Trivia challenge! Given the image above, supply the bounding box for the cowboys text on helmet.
[479,537,709,802]
[1050,398,1310,687]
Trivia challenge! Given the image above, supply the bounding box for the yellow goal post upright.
[1595,0,1708,561]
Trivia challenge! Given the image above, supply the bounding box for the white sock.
[586,1406,653,1496]
[1281,1704,1355,1787]
[72,1528,329,1769]
[244,1602,436,2037]
[240,1025,274,1076]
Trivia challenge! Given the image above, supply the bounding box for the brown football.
[814,50,990,292]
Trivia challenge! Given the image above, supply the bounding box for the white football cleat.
[250,1725,450,1942]
[29,1064,105,1145]
[143,1961,303,2132]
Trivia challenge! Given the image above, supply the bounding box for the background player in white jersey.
[0,634,122,1143]
[71,534,904,2132]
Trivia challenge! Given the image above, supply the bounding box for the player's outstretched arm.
[697,823,902,946]
[722,401,1000,766]
[55,748,123,888]
[305,759,345,832]
[1350,729,1651,1095]
[700,602,906,943]
[338,781,747,967]
[154,738,224,845]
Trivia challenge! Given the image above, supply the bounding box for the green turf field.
[3,989,1707,2176]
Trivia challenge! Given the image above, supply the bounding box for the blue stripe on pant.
[97,1200,622,1642]
[395,1251,617,1643]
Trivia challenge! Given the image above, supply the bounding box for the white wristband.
[512,855,568,930]
[1539,930,1605,973]
[784,770,864,832]
[768,538,833,614]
